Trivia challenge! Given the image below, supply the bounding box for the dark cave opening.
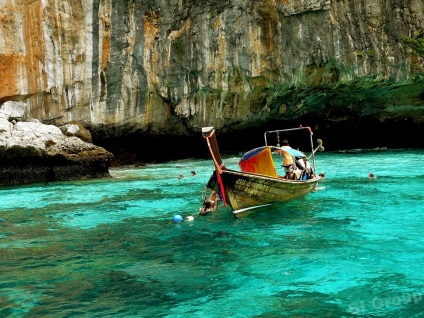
[93,119,424,166]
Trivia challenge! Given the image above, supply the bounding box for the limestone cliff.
[0,0,423,159]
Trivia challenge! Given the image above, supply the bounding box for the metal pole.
[309,130,317,176]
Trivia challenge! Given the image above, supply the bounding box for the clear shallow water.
[1,149,424,317]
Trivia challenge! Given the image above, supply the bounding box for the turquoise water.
[1,149,424,317]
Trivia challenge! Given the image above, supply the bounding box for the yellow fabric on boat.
[239,147,277,177]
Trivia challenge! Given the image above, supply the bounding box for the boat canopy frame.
[264,126,317,175]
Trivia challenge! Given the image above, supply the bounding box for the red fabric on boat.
[239,147,277,177]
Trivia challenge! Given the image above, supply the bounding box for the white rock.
[14,121,63,137]
[0,101,27,120]
[0,118,13,137]
[8,136,46,151]
[60,123,80,136]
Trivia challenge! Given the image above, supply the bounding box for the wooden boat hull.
[202,126,322,218]
[207,170,320,217]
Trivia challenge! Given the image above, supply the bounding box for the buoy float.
[185,216,195,222]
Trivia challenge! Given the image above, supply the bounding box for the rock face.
[0,1,423,153]
[0,102,113,186]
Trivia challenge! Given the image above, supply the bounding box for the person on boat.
[279,139,294,179]
[296,156,312,179]
[292,168,303,180]
[304,157,312,178]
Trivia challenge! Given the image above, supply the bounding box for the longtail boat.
[202,126,324,218]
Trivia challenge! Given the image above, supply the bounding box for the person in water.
[199,190,219,215]
[208,191,219,209]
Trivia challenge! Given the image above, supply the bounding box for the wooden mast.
[202,127,228,206]
[202,127,226,173]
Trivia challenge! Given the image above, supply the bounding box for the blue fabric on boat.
[276,147,305,157]
[242,146,306,161]
[240,147,268,161]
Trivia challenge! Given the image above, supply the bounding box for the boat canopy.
[271,146,305,157]
[239,147,277,177]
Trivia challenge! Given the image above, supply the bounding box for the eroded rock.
[0,102,113,186]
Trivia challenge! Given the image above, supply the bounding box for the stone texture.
[0,101,26,120]
[0,102,113,186]
[0,0,423,152]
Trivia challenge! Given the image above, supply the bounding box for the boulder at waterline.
[0,101,114,186]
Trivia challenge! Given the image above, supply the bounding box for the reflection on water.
[1,150,424,317]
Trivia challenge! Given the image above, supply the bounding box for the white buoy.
[185,216,195,222]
